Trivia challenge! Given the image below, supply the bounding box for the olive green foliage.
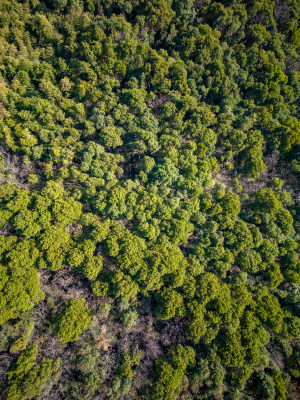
[9,319,34,353]
[0,318,34,353]
[120,350,143,380]
[273,370,286,400]
[7,345,61,400]
[75,344,105,397]
[0,0,299,398]
[56,298,91,342]
[152,345,195,400]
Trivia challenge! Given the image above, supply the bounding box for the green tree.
[152,345,195,400]
[56,298,91,343]
[7,345,61,400]
[0,265,44,324]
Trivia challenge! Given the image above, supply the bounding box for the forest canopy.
[0,0,299,399]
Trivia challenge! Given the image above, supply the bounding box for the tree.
[151,345,195,400]
[254,188,282,214]
[254,371,276,400]
[56,298,91,343]
[218,191,241,229]
[0,265,44,324]
[155,289,184,320]
[254,287,283,332]
[273,370,286,400]
[7,345,61,400]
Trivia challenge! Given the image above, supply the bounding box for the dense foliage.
[0,0,299,399]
